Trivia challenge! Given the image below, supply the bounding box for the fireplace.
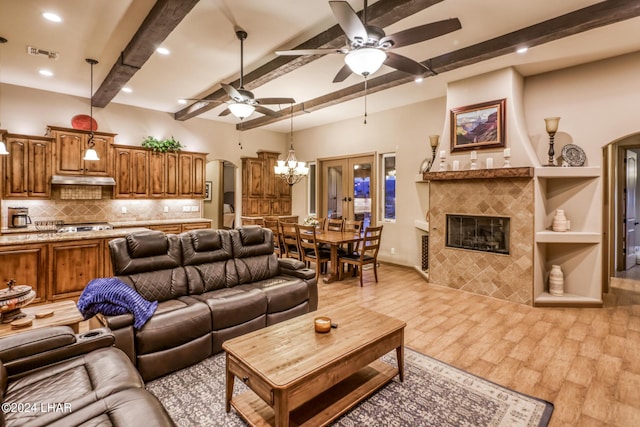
[446,214,509,255]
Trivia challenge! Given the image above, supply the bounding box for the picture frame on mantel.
[204,181,212,202]
[450,98,506,152]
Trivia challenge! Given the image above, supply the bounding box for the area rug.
[146,347,553,427]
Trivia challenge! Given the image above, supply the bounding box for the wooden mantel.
[422,167,534,181]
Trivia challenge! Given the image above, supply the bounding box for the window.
[382,154,396,221]
[308,162,316,215]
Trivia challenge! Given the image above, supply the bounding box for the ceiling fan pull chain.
[364,76,368,125]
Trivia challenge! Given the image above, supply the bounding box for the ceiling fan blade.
[218,108,231,117]
[380,18,462,49]
[221,83,244,102]
[254,105,282,118]
[332,64,353,83]
[329,1,368,43]
[255,97,296,105]
[276,48,348,56]
[384,51,430,76]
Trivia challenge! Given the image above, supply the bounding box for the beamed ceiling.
[2,0,640,133]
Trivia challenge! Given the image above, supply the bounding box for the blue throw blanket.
[78,277,158,329]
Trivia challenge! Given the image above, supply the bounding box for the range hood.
[50,175,116,186]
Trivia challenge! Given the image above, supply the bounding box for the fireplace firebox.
[446,214,509,254]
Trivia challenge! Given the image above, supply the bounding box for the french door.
[319,154,376,229]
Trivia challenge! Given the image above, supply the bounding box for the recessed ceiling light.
[414,76,424,83]
[39,69,54,77]
[156,47,170,55]
[517,47,529,54]
[178,99,187,104]
[121,87,133,93]
[42,12,62,23]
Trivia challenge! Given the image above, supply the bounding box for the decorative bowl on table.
[0,282,36,323]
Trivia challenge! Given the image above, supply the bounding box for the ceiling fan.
[189,30,295,120]
[276,0,461,82]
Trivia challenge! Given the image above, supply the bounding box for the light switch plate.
[121,206,127,214]
[163,206,169,213]
[182,206,190,212]
[191,206,199,212]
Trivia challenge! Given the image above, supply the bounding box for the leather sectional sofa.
[0,326,175,427]
[94,226,317,381]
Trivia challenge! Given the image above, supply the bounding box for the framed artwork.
[450,99,506,152]
[204,181,212,202]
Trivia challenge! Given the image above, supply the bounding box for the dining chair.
[343,219,363,234]
[241,216,265,227]
[295,224,331,281]
[279,221,301,260]
[314,217,327,231]
[264,219,281,257]
[326,218,344,232]
[338,225,383,287]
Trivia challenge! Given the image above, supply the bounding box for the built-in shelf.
[414,220,429,232]
[415,174,427,183]
[534,291,602,308]
[535,231,601,243]
[422,167,533,181]
[535,166,600,178]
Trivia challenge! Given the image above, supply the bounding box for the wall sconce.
[544,117,560,166]
[428,135,440,171]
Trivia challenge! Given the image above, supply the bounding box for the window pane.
[383,155,396,220]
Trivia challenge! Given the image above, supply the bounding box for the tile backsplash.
[1,186,203,228]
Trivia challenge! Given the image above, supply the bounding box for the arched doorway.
[203,160,237,229]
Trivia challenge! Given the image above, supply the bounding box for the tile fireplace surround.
[426,168,534,305]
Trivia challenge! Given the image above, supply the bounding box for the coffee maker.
[8,207,31,228]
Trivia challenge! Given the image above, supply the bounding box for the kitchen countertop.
[0,227,151,246]
[110,218,212,228]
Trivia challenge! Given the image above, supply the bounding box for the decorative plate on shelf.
[419,158,430,173]
[71,114,98,131]
[561,144,586,166]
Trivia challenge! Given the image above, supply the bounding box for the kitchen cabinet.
[0,244,48,304]
[148,224,183,234]
[3,133,53,199]
[49,239,103,301]
[533,167,602,307]
[178,152,207,198]
[47,126,114,176]
[241,151,292,217]
[149,152,165,198]
[180,222,211,231]
[114,145,149,198]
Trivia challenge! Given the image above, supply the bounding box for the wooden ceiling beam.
[92,0,200,108]
[238,0,640,131]
[174,0,444,121]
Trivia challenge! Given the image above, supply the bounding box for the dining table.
[313,229,362,283]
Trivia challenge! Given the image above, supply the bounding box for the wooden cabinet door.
[178,153,193,197]
[148,224,183,234]
[263,152,278,197]
[149,152,165,197]
[114,147,133,198]
[165,152,179,197]
[4,137,28,197]
[192,153,206,197]
[181,222,211,232]
[131,149,149,198]
[0,244,48,304]
[49,240,103,300]
[28,139,51,198]
[83,135,111,175]
[247,158,264,198]
[55,131,84,175]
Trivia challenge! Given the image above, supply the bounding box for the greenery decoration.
[141,136,184,152]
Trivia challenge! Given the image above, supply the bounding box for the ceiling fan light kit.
[345,48,387,76]
[228,102,255,119]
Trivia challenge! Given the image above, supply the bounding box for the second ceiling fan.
[218,30,295,120]
[277,0,462,82]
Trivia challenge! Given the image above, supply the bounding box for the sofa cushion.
[195,288,267,331]
[135,298,211,355]
[4,347,142,426]
[230,228,274,258]
[181,230,238,293]
[127,231,168,258]
[239,225,264,246]
[239,277,309,313]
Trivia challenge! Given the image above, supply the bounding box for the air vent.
[27,46,59,60]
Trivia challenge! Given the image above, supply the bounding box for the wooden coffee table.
[223,305,405,427]
[0,300,83,338]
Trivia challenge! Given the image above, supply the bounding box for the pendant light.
[0,36,8,155]
[274,105,309,186]
[83,58,99,161]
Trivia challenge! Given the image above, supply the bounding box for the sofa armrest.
[278,258,316,280]
[0,327,115,377]
[95,312,134,330]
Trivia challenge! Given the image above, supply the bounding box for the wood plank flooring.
[318,264,640,427]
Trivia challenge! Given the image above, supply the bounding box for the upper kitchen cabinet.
[47,126,114,176]
[3,133,53,199]
[178,152,206,198]
[113,145,149,199]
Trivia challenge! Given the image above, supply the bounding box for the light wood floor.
[318,264,640,427]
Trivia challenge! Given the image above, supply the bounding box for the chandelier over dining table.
[274,106,309,186]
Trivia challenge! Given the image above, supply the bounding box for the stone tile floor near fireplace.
[78,264,639,426]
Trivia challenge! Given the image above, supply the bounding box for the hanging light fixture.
[0,37,8,155]
[83,58,100,161]
[344,48,387,77]
[274,106,309,186]
[228,102,255,119]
